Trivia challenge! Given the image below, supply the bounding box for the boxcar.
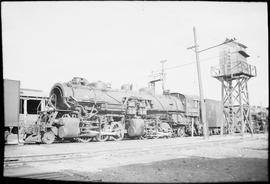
[4,79,20,137]
[204,99,224,135]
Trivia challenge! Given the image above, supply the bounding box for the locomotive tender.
[24,77,202,144]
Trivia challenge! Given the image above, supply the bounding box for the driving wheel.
[110,122,125,141]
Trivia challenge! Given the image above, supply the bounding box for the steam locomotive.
[23,77,204,144]
[251,106,268,133]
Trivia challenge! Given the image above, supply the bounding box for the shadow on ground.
[79,156,268,183]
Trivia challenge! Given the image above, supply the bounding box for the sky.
[2,1,268,107]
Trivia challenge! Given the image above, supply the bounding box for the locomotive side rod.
[80,130,120,137]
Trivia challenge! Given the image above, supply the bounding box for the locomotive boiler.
[23,77,201,144]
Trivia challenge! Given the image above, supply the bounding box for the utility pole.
[188,28,236,138]
[160,60,167,93]
[192,27,208,139]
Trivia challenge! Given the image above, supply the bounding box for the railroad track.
[4,135,259,168]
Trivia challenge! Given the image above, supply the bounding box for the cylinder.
[58,118,80,138]
[127,119,145,137]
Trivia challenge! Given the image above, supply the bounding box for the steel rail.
[4,136,259,168]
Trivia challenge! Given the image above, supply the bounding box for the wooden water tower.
[211,39,257,135]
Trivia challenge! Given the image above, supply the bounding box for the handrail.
[211,61,256,77]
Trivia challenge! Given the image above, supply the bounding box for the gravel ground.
[4,133,268,183]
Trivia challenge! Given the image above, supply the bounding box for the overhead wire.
[130,44,260,87]
[130,40,262,95]
[128,54,221,87]
[155,54,220,72]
